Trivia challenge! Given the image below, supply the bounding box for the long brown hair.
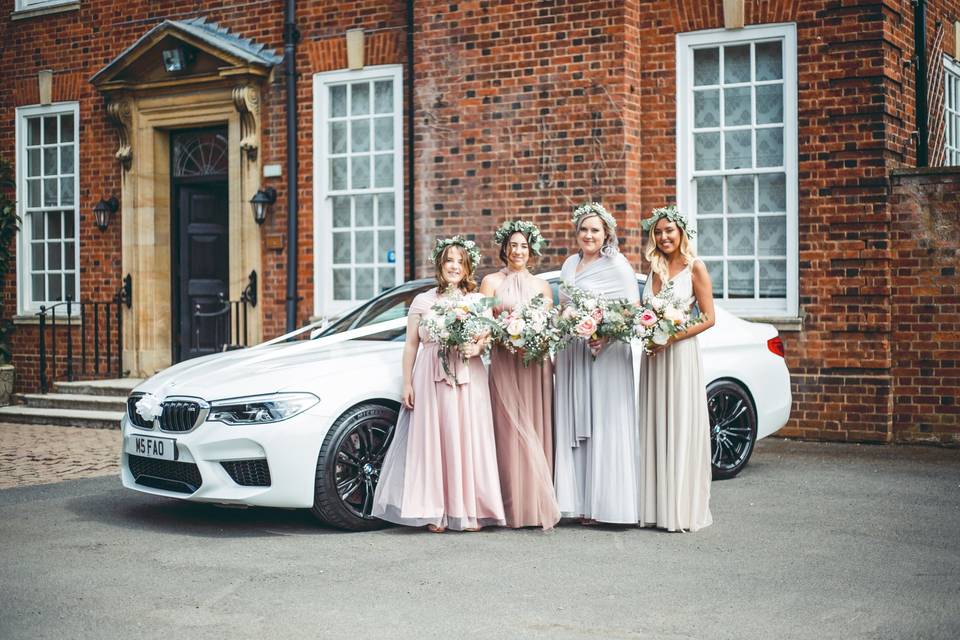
[434,244,478,293]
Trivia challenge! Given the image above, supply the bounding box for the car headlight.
[207,393,320,425]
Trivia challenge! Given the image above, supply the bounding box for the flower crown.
[641,205,697,237]
[431,235,482,270]
[493,220,547,255]
[572,202,617,231]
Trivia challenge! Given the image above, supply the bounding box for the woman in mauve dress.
[554,203,642,524]
[480,220,561,529]
[638,206,714,532]
[372,236,505,532]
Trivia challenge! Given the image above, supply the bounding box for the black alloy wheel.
[706,380,758,480]
[310,402,397,530]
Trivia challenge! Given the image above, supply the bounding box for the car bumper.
[755,355,792,440]
[120,406,334,509]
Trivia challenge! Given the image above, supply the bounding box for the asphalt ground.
[0,438,958,640]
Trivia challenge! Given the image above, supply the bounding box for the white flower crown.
[572,202,617,230]
[493,220,547,255]
[431,235,482,270]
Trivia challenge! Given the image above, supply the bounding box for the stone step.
[52,378,143,398]
[15,393,128,413]
[0,406,123,430]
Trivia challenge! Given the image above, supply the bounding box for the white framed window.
[15,0,76,11]
[313,65,404,317]
[15,102,80,315]
[677,23,799,317]
[945,55,960,166]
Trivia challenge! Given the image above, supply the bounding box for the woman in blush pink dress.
[479,221,561,530]
[372,236,506,532]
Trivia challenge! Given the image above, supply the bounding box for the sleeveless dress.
[372,288,506,531]
[488,269,561,529]
[554,252,642,523]
[638,260,713,532]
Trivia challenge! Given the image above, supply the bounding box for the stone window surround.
[12,0,78,21]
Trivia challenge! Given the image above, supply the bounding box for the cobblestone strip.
[0,423,120,489]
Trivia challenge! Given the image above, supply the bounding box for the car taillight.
[767,336,785,358]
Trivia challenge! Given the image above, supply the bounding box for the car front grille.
[128,454,203,494]
[221,459,272,487]
[127,395,154,429]
[157,400,205,432]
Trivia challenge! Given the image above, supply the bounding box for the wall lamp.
[250,187,277,225]
[93,196,119,232]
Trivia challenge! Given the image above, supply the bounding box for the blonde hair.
[434,244,478,293]
[644,217,698,285]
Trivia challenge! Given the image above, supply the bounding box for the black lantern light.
[92,196,119,232]
[249,187,277,225]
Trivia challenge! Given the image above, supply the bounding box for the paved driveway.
[0,438,958,640]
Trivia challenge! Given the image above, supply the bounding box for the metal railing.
[37,275,132,394]
[192,270,257,353]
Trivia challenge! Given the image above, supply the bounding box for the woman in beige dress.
[480,221,561,529]
[638,205,715,532]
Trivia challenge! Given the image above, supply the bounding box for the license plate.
[126,435,177,461]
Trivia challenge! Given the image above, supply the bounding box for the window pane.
[65,241,75,269]
[48,273,62,301]
[693,48,719,86]
[374,155,394,188]
[351,156,370,189]
[726,174,754,213]
[759,260,786,298]
[351,83,370,116]
[355,267,375,299]
[28,149,41,177]
[60,145,74,174]
[28,117,41,145]
[378,266,395,292]
[43,179,58,206]
[330,122,347,154]
[756,84,783,124]
[377,230,394,263]
[696,176,722,214]
[43,116,58,144]
[727,217,755,256]
[758,216,787,256]
[65,274,76,300]
[758,173,786,212]
[727,260,754,298]
[355,230,374,263]
[724,45,751,83]
[374,117,393,150]
[60,178,74,206]
[694,90,719,128]
[49,211,61,239]
[351,120,370,152]
[333,232,351,264]
[330,85,347,117]
[333,269,352,300]
[355,195,374,226]
[332,196,351,227]
[43,148,57,175]
[697,218,723,256]
[31,242,45,270]
[704,260,723,297]
[28,179,41,208]
[31,274,45,302]
[60,114,74,143]
[47,242,62,270]
[30,211,44,238]
[64,211,74,238]
[724,130,752,170]
[756,127,783,167]
[374,81,393,114]
[330,157,348,190]
[724,87,751,126]
[755,41,783,81]
[694,132,721,170]
[377,194,395,226]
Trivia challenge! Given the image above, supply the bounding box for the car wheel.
[707,380,757,480]
[310,402,398,530]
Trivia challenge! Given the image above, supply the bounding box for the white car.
[120,273,791,530]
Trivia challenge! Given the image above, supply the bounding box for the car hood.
[134,339,399,401]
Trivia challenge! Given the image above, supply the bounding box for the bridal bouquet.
[496,293,562,366]
[557,283,634,357]
[420,290,500,380]
[634,281,702,354]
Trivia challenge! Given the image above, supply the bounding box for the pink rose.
[591,307,604,323]
[575,316,598,338]
[639,309,658,327]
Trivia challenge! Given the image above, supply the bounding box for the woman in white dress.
[554,203,641,524]
[638,205,715,532]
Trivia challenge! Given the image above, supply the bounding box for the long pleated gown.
[638,260,713,532]
[372,288,506,531]
[489,269,561,529]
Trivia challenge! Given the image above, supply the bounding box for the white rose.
[506,318,526,337]
[651,297,665,311]
[582,299,597,311]
[652,328,671,345]
[663,306,684,323]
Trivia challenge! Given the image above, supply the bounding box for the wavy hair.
[644,217,698,285]
[434,244,478,293]
[575,213,619,257]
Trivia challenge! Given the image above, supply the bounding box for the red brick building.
[1,0,958,444]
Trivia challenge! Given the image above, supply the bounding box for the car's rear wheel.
[310,402,397,530]
[707,380,757,480]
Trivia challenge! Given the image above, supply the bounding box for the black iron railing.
[37,275,132,393]
[192,270,257,353]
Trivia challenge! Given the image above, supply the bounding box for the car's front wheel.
[310,402,397,530]
[707,380,757,480]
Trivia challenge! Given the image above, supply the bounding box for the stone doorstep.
[15,393,128,413]
[0,406,123,430]
[52,378,145,397]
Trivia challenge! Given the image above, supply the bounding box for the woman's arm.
[401,313,422,409]
[671,260,716,342]
[479,273,501,298]
[539,279,554,310]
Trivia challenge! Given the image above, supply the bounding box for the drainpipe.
[406,0,416,280]
[284,0,300,332]
[914,0,928,167]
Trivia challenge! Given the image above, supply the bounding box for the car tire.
[310,402,398,530]
[707,380,758,480]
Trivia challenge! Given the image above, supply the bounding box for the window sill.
[740,316,803,332]
[12,314,83,326]
[11,2,79,21]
